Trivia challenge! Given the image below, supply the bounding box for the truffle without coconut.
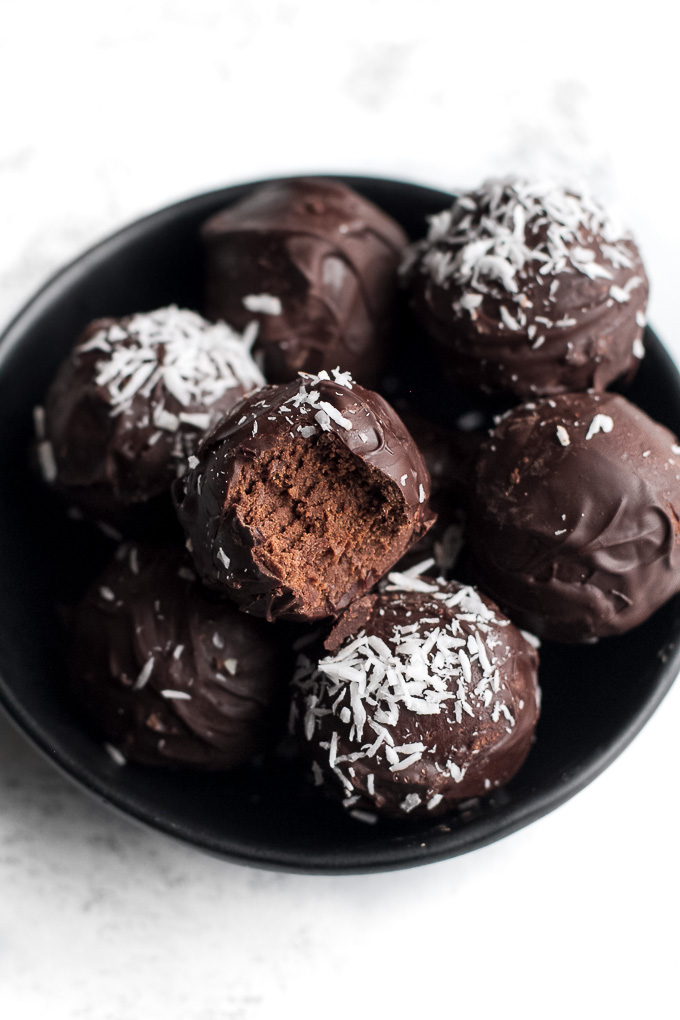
[202,177,408,386]
[69,546,288,768]
[468,391,680,641]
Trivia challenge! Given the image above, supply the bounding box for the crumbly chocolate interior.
[230,435,410,614]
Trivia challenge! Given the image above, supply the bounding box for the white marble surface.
[1,2,679,1017]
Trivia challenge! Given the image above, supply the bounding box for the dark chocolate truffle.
[291,576,540,820]
[202,178,408,386]
[468,392,680,642]
[174,370,436,622]
[402,177,648,398]
[69,546,287,768]
[39,306,264,515]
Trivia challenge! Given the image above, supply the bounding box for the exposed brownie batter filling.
[230,435,410,615]
[174,373,435,621]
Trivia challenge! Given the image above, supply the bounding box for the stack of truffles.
[36,175,680,823]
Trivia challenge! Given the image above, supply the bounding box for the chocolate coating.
[40,306,264,516]
[390,413,479,577]
[202,178,408,386]
[468,392,680,642]
[397,409,481,500]
[174,371,435,622]
[291,579,540,820]
[402,177,648,398]
[69,546,288,768]
[392,504,465,579]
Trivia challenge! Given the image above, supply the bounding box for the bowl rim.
[2,174,680,874]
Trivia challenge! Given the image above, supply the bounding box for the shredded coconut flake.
[134,656,154,690]
[295,581,515,810]
[179,412,211,430]
[499,305,521,331]
[82,306,264,422]
[242,293,282,315]
[585,414,614,440]
[401,793,422,814]
[37,440,57,482]
[349,809,378,825]
[314,409,332,431]
[97,521,122,541]
[317,400,352,430]
[609,285,630,303]
[104,743,126,766]
[633,337,645,359]
[520,629,541,649]
[406,178,635,320]
[331,367,354,388]
[385,572,439,593]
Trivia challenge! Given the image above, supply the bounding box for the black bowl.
[1,176,679,874]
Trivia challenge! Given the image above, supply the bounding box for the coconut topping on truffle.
[401,177,648,397]
[291,576,540,818]
[41,306,265,513]
[81,305,264,418]
[408,178,638,317]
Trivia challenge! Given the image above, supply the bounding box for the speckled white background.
[1,2,679,1017]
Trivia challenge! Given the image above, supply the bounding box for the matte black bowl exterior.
[1,177,679,874]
